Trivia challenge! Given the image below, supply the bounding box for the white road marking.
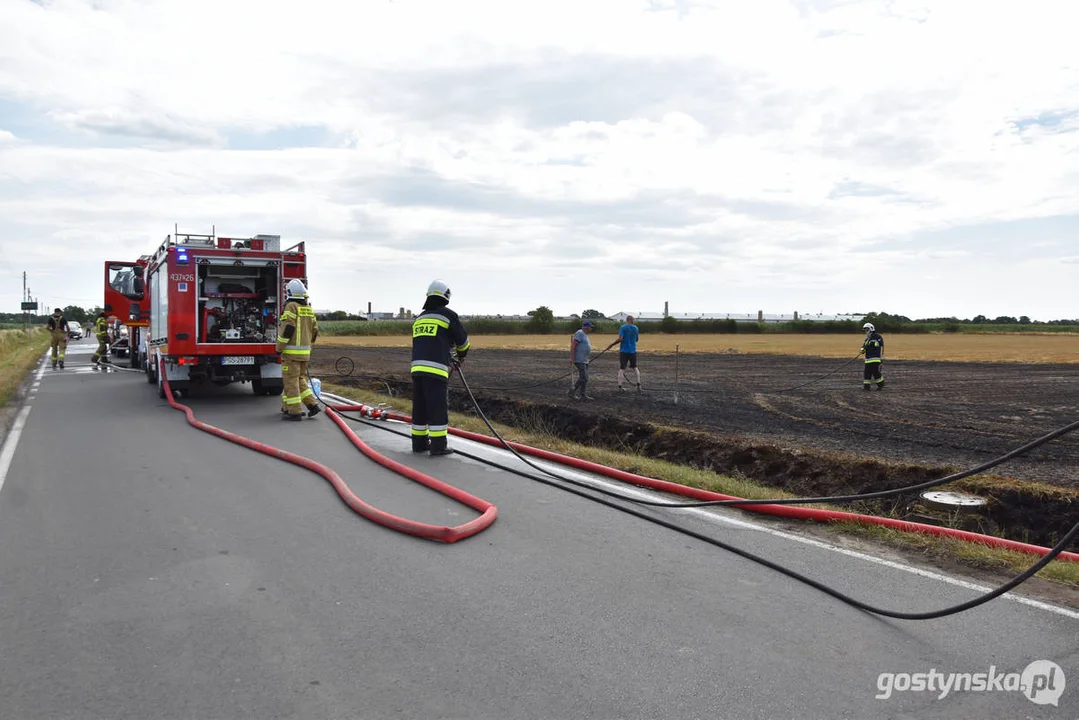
[57,345,97,356]
[321,391,1079,621]
[0,358,46,495]
[0,405,32,496]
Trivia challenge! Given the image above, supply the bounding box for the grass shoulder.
[0,329,48,409]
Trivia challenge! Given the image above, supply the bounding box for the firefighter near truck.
[105,229,308,398]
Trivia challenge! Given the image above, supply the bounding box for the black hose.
[313,366,1079,516]
[452,362,1079,512]
[319,373,1078,620]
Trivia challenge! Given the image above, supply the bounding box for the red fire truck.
[127,228,307,398]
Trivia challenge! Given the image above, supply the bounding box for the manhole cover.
[921,490,988,510]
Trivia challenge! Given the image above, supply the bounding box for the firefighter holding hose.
[90,312,110,368]
[45,307,67,370]
[276,279,321,421]
[860,322,884,390]
[410,280,470,455]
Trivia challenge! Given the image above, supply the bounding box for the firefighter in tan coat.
[276,279,321,421]
[91,312,111,367]
[46,308,67,370]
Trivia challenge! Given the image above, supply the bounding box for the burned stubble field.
[312,341,1079,545]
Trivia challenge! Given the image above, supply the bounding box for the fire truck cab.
[142,230,307,398]
[103,257,152,368]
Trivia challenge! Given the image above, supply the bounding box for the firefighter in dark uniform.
[860,322,884,390]
[91,312,110,367]
[46,308,67,370]
[410,280,470,455]
[276,279,321,421]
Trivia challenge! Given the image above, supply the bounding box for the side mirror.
[131,277,145,297]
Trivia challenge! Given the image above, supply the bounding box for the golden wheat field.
[322,332,1079,363]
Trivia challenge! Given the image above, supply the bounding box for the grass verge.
[0,329,48,409]
[325,382,1079,589]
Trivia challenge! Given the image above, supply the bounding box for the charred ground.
[312,345,1079,546]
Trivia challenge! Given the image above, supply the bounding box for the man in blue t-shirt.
[605,315,641,392]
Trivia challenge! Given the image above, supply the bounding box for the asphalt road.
[0,340,1076,720]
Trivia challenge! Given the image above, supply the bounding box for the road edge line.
[0,353,48,494]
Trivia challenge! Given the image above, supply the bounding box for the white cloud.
[1,0,1078,320]
[49,108,224,146]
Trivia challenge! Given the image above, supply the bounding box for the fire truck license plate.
[222,356,254,366]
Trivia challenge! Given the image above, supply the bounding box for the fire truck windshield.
[108,264,143,299]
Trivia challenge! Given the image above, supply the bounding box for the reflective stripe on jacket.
[278,300,318,358]
[862,332,884,361]
[411,307,469,379]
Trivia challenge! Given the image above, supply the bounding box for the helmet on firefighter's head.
[426,280,451,302]
[53,307,62,314]
[286,279,308,299]
[863,322,875,333]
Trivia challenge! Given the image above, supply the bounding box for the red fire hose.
[159,364,496,543]
[330,402,1079,563]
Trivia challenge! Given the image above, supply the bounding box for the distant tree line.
[1,305,104,328]
[315,307,1079,337]
[11,305,1073,335]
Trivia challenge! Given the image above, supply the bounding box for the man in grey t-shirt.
[569,320,594,401]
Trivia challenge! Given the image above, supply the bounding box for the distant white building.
[609,310,866,324]
[463,314,531,321]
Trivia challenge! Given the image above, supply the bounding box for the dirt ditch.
[316,346,1079,549]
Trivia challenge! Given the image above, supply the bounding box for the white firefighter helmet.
[286,278,308,299]
[863,322,875,333]
[426,279,451,301]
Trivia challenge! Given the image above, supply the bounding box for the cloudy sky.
[1,0,1077,321]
